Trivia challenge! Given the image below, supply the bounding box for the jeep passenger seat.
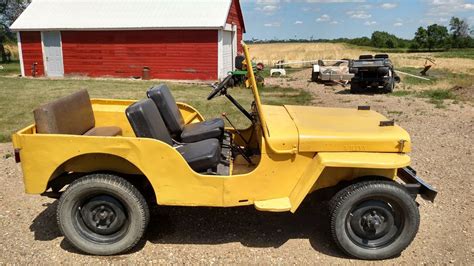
[126,99,221,172]
[33,89,122,136]
[147,84,224,143]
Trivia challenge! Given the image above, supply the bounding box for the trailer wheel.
[329,180,419,260]
[57,173,150,255]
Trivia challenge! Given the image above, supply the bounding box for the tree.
[370,31,399,48]
[426,24,449,50]
[0,0,31,62]
[414,27,428,49]
[450,17,469,38]
[449,17,472,48]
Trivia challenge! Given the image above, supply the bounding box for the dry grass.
[4,43,19,60]
[249,43,474,75]
[249,43,369,66]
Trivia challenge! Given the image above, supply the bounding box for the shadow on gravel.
[146,198,348,259]
[28,196,348,259]
[29,201,61,241]
[29,200,147,256]
[336,88,388,95]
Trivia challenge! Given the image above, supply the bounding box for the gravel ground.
[1,70,473,264]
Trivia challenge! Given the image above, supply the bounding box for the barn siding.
[226,0,244,53]
[61,30,218,80]
[20,31,44,77]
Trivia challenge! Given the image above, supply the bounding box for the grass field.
[0,76,312,142]
[249,43,474,75]
[0,60,21,76]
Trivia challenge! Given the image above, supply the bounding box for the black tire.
[382,79,395,93]
[329,180,419,260]
[57,173,150,255]
[311,71,320,82]
[350,83,362,94]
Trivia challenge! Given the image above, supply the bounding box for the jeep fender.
[288,152,411,212]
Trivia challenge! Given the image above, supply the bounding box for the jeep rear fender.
[288,152,411,212]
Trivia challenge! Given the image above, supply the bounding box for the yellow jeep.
[12,43,436,259]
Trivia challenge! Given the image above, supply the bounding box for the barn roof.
[10,0,243,31]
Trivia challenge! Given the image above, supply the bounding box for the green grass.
[417,89,457,108]
[391,86,458,108]
[0,76,313,142]
[397,66,474,88]
[0,61,21,76]
[391,90,413,97]
[260,67,302,78]
[435,49,474,60]
[397,67,438,86]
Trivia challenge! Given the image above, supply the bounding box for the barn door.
[222,30,234,76]
[42,31,64,77]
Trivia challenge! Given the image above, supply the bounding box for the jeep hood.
[282,105,411,153]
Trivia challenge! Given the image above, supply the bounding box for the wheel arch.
[288,152,410,212]
[46,153,157,203]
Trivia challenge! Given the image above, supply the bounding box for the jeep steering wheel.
[207,75,233,100]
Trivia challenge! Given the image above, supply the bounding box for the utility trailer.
[312,59,354,83]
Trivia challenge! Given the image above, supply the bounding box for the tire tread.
[57,173,149,255]
[329,180,420,260]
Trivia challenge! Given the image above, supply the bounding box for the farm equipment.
[349,54,401,94]
[312,59,354,83]
[228,55,264,87]
[12,42,436,259]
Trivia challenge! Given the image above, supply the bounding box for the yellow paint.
[285,105,411,153]
[288,152,409,212]
[260,105,299,153]
[11,42,415,213]
[255,197,291,212]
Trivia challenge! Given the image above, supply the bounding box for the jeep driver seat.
[126,98,221,172]
[147,84,224,143]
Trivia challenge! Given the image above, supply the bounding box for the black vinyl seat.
[147,84,224,143]
[126,99,221,172]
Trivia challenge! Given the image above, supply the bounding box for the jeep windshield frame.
[241,42,297,154]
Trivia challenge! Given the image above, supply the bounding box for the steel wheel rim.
[345,198,405,249]
[72,193,130,244]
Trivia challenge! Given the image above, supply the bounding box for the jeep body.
[11,43,435,259]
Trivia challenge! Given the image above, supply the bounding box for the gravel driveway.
[1,71,473,263]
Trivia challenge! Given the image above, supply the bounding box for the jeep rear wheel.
[57,173,149,255]
[329,180,419,260]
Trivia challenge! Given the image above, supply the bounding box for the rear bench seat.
[33,89,122,136]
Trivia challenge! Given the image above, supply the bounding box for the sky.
[240,0,474,40]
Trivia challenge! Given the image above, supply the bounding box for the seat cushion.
[34,89,95,135]
[181,118,225,143]
[125,99,174,145]
[176,139,221,172]
[147,84,185,135]
[84,126,122,137]
[126,99,221,172]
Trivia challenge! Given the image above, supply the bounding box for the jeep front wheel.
[329,180,419,260]
[57,173,150,255]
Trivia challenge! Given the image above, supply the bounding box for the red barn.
[10,0,245,80]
